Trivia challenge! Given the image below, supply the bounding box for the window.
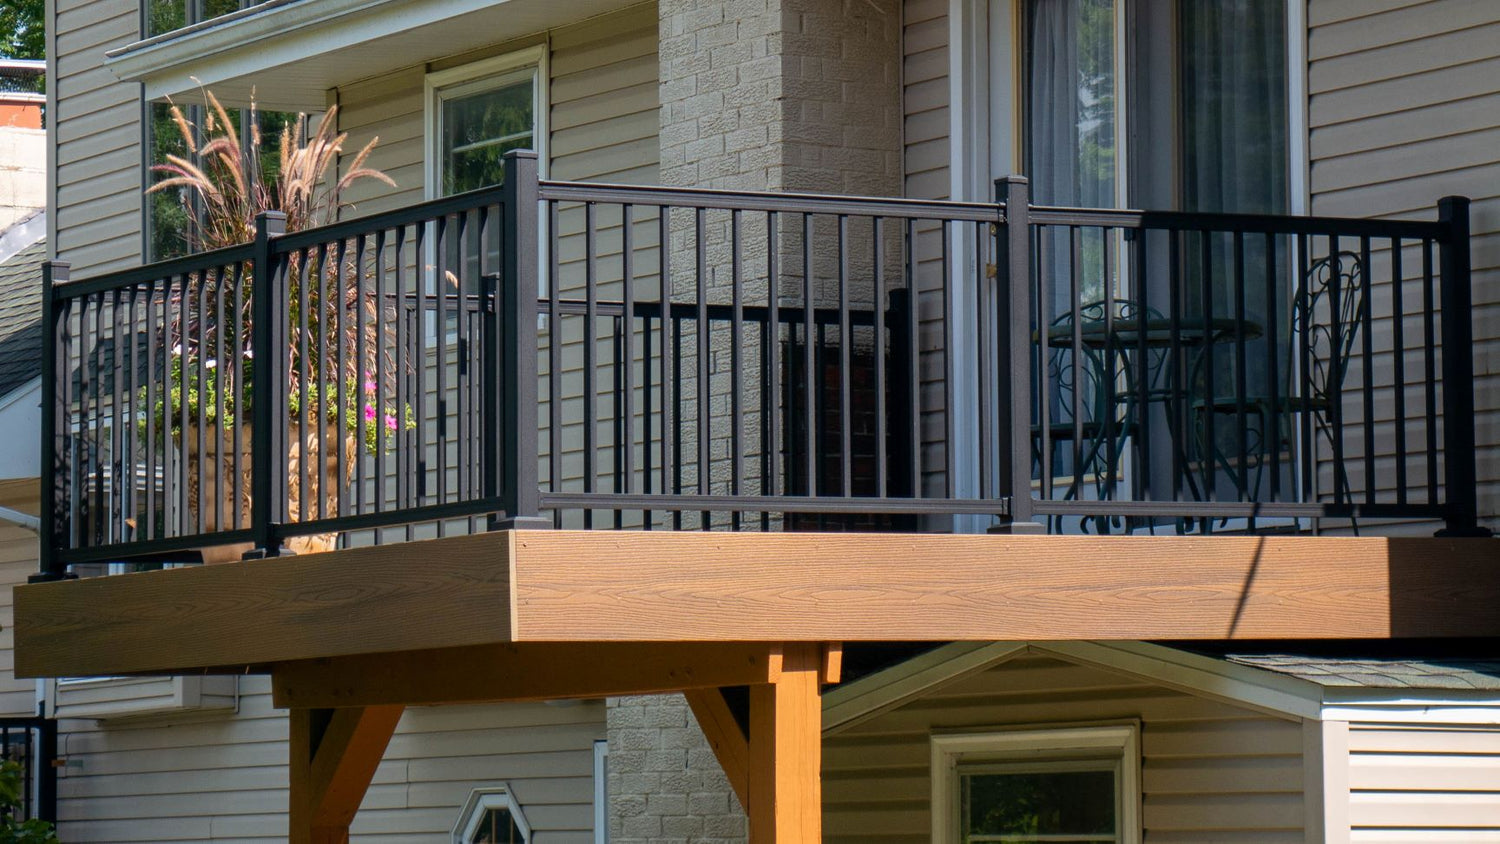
[425,47,547,199]
[932,725,1140,844]
[453,787,531,844]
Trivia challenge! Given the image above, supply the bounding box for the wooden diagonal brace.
[289,705,404,844]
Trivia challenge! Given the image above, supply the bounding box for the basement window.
[931,724,1141,844]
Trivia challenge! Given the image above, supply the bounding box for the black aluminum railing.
[36,151,1484,576]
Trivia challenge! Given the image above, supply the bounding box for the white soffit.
[104,0,634,112]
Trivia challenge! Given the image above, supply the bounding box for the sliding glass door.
[1021,0,1288,214]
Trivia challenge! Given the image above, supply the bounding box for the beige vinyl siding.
[1347,724,1500,840]
[337,2,659,208]
[51,0,142,277]
[823,654,1306,843]
[1307,0,1500,529]
[903,0,949,203]
[54,682,604,843]
[334,5,660,522]
[0,523,37,717]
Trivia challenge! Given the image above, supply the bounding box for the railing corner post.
[490,150,549,531]
[993,177,1042,533]
[34,260,74,582]
[1434,196,1488,537]
[249,210,289,557]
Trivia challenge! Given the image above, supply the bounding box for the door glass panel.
[1178,0,1288,215]
[1024,0,1118,209]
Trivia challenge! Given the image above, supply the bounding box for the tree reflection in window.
[961,764,1119,843]
[441,75,534,195]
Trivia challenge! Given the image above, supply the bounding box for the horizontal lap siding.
[0,526,37,717]
[903,0,956,501]
[1307,0,1500,529]
[54,684,604,842]
[52,0,141,277]
[336,3,659,208]
[1348,724,1500,839]
[336,5,659,508]
[823,655,1306,843]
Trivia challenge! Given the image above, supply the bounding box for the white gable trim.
[823,642,1025,734]
[823,641,1324,732]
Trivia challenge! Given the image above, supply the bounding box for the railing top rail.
[539,179,1006,222]
[1030,204,1448,240]
[50,243,256,301]
[272,183,509,252]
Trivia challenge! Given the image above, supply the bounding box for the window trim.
[452,785,532,844]
[424,44,549,200]
[593,739,609,844]
[930,723,1141,844]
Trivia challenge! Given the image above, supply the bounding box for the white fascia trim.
[823,642,1024,734]
[1321,689,1500,726]
[0,504,39,531]
[1041,641,1323,722]
[0,378,40,414]
[823,640,1324,733]
[105,0,516,100]
[0,209,44,264]
[105,0,392,81]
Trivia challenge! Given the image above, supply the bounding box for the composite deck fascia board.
[14,531,1500,678]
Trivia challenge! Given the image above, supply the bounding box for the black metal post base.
[987,521,1046,535]
[490,515,554,531]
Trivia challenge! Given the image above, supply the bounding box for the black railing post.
[1436,196,1489,536]
[35,718,56,824]
[993,177,1043,533]
[248,211,289,556]
[32,261,73,582]
[490,150,549,530]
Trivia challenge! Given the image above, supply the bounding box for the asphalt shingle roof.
[1224,654,1500,690]
[0,238,45,400]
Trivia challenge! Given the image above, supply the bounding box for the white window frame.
[930,723,1141,844]
[452,785,532,844]
[424,45,550,200]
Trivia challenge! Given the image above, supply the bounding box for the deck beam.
[15,532,1500,678]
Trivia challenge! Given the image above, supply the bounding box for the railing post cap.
[504,149,539,161]
[995,174,1029,186]
[42,259,70,270]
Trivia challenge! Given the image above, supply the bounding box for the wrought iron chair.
[1191,250,1366,511]
[1032,299,1163,531]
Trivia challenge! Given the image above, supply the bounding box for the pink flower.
[364,405,376,422]
[363,379,377,393]
[384,414,397,432]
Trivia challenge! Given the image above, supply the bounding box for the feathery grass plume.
[144,87,401,435]
[146,88,395,252]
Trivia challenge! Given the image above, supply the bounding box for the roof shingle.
[0,238,45,400]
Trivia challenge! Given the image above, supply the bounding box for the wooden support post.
[289,705,404,844]
[748,643,822,843]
